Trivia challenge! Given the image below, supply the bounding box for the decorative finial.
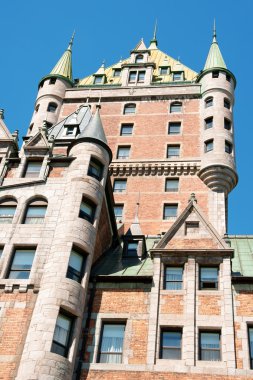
[153,19,157,40]
[68,30,75,50]
[213,19,217,43]
[0,109,4,119]
[189,193,197,203]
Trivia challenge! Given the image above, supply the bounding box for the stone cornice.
[109,160,200,176]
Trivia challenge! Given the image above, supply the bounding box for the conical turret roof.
[204,22,227,70]
[80,107,108,145]
[148,20,158,50]
[50,33,74,82]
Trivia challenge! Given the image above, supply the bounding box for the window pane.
[165,179,179,192]
[124,104,136,114]
[165,267,183,290]
[99,324,125,363]
[135,55,143,63]
[114,69,121,77]
[121,124,133,135]
[205,140,213,152]
[25,162,42,178]
[129,72,137,82]
[117,147,130,159]
[168,123,181,134]
[200,332,220,361]
[52,312,73,357]
[8,249,35,279]
[69,250,83,272]
[164,205,178,219]
[162,331,182,359]
[0,206,16,223]
[138,71,145,82]
[114,180,126,192]
[80,202,92,216]
[173,73,182,81]
[160,67,168,75]
[94,76,103,84]
[88,159,103,180]
[205,97,213,107]
[249,327,253,365]
[167,146,180,157]
[205,117,213,129]
[26,206,46,218]
[114,205,123,220]
[79,200,95,223]
[170,103,182,113]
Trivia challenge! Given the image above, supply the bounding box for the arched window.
[205,97,213,108]
[170,102,182,113]
[0,198,17,224]
[23,198,47,224]
[135,54,144,63]
[123,103,136,115]
[47,102,58,113]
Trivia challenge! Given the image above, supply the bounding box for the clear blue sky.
[0,0,252,234]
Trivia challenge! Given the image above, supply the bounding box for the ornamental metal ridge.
[109,160,200,176]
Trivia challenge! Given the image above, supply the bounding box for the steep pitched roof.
[0,114,14,140]
[79,107,108,145]
[49,33,74,82]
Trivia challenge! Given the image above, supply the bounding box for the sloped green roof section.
[204,28,226,70]
[50,34,74,82]
[229,236,253,277]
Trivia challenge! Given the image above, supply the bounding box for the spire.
[79,106,108,145]
[95,61,105,75]
[203,21,227,70]
[50,33,74,82]
[148,20,158,49]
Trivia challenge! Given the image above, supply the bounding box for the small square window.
[199,331,221,361]
[204,117,213,129]
[51,311,74,357]
[94,76,103,84]
[124,241,139,257]
[163,204,178,220]
[65,126,76,136]
[123,104,136,115]
[113,69,121,77]
[114,204,124,222]
[173,72,183,81]
[167,145,180,158]
[200,267,218,290]
[79,198,96,223]
[117,146,130,159]
[66,248,86,283]
[24,161,42,178]
[120,124,133,136]
[129,71,137,82]
[225,141,233,154]
[212,71,219,78]
[113,179,127,192]
[204,139,213,153]
[98,323,125,363]
[7,248,36,279]
[160,330,182,359]
[165,267,183,290]
[135,54,144,63]
[137,71,145,82]
[205,97,213,108]
[165,178,179,192]
[88,158,104,181]
[224,98,231,110]
[47,103,57,112]
[49,78,56,85]
[160,67,168,75]
[170,102,182,113]
[168,122,181,135]
[224,118,231,130]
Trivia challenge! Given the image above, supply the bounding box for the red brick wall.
[198,295,221,315]
[160,294,184,314]
[128,320,148,364]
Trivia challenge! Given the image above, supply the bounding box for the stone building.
[0,25,253,380]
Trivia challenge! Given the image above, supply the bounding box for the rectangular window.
[212,71,219,78]
[226,74,231,82]
[165,267,183,290]
[167,145,180,158]
[24,205,47,224]
[98,323,125,363]
[205,97,213,108]
[113,179,127,192]
[248,327,253,369]
[124,241,139,257]
[65,126,76,136]
[200,267,218,290]
[204,139,213,152]
[79,199,96,223]
[163,204,178,220]
[160,67,168,75]
[113,69,121,77]
[120,124,133,136]
[94,76,103,84]
[0,206,16,223]
[168,122,181,135]
[173,72,183,81]
[51,311,74,357]
[88,158,104,181]
[129,71,137,82]
[205,117,213,129]
[170,102,182,113]
[66,248,85,283]
[165,178,179,192]
[225,141,233,154]
[24,161,42,178]
[224,118,231,130]
[199,331,221,361]
[160,330,182,359]
[8,248,35,279]
[114,204,124,222]
[117,146,130,159]
[137,71,145,82]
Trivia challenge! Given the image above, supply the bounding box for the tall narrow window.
[113,69,121,77]
[199,331,221,361]
[167,145,180,158]
[67,248,86,283]
[204,117,213,129]
[120,124,133,136]
[163,204,178,220]
[117,146,130,159]
[224,98,231,109]
[47,102,58,112]
[225,140,233,154]
[160,67,168,75]
[160,330,182,359]
[135,54,144,63]
[205,97,213,108]
[170,102,182,113]
[123,104,136,115]
[168,122,181,135]
[114,204,124,222]
[79,198,96,223]
[248,327,253,369]
[24,161,42,178]
[129,71,137,83]
[165,178,179,192]
[137,71,145,83]
[24,199,47,224]
[113,179,127,193]
[51,311,74,357]
[224,118,232,130]
[7,248,35,279]
[0,199,17,224]
[165,267,183,290]
[124,241,139,257]
[88,158,104,181]
[98,323,125,363]
[200,267,219,290]
[204,139,213,153]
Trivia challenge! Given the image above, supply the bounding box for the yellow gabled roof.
[78,46,197,86]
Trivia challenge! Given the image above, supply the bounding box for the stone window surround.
[19,155,49,180]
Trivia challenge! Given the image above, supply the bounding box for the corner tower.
[28,34,74,136]
[197,23,237,234]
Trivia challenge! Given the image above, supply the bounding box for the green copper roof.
[50,33,74,82]
[79,107,108,145]
[204,23,227,70]
[229,236,253,277]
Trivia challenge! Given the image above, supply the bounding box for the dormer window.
[173,72,183,81]
[65,126,76,136]
[129,71,137,83]
[160,67,168,75]
[137,71,145,83]
[49,78,56,85]
[113,69,121,77]
[94,76,103,84]
[135,54,144,63]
